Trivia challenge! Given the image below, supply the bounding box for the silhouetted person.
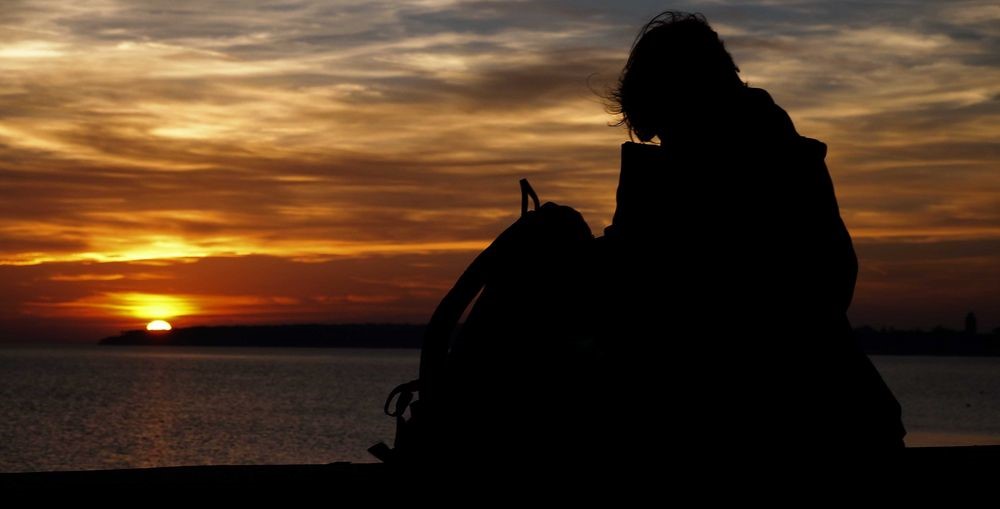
[385,11,905,475]
[595,11,905,457]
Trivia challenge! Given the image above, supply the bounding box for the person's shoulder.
[739,86,799,138]
[796,136,827,159]
[742,86,775,104]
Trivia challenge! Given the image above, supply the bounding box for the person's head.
[610,11,745,142]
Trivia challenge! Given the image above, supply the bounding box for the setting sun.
[146,320,173,331]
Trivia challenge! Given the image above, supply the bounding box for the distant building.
[965,312,977,335]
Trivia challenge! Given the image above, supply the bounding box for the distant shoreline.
[99,323,424,349]
[854,326,1000,357]
[97,323,1000,356]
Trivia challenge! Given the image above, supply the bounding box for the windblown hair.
[609,11,746,142]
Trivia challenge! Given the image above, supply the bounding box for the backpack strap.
[520,178,540,217]
[384,379,420,417]
[373,179,545,463]
[421,178,540,411]
[418,240,492,408]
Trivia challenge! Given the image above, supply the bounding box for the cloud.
[0,0,997,334]
[48,273,126,281]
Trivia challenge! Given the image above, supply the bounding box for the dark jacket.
[596,87,905,452]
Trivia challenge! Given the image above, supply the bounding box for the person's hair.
[609,11,745,142]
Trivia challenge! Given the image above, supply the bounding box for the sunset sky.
[1,0,997,342]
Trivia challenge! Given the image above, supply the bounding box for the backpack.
[369,179,597,467]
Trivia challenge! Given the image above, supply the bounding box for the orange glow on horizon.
[22,292,196,320]
[0,238,491,266]
[119,293,192,320]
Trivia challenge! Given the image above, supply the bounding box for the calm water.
[0,345,417,472]
[0,345,997,472]
[871,356,1000,448]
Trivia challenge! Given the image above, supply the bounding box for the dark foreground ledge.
[0,461,387,486]
[3,446,999,485]
[0,463,387,486]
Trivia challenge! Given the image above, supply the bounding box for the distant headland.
[100,323,424,348]
[98,322,1000,355]
[854,325,1000,356]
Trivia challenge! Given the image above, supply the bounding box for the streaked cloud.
[0,0,997,338]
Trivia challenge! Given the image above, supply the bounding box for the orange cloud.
[0,1,997,339]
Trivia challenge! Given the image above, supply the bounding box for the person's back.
[596,11,905,457]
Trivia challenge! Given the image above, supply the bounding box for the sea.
[0,345,998,473]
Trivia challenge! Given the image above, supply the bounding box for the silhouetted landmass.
[99,323,424,348]
[98,322,1000,355]
[855,326,1000,356]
